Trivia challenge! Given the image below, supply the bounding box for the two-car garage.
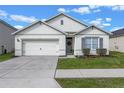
[14,21,66,56]
[22,39,59,56]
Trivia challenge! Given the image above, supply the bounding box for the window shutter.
[99,38,103,48]
[82,38,85,49]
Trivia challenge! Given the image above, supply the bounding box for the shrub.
[82,48,90,56]
[96,48,107,56]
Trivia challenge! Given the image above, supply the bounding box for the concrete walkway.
[56,69,124,78]
[0,56,60,88]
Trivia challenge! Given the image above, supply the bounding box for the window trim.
[84,37,100,50]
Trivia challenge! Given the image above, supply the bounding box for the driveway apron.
[0,56,60,88]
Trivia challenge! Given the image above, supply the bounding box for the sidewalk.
[55,69,124,78]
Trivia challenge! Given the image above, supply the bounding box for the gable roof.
[0,19,17,31]
[111,28,124,37]
[45,13,88,27]
[12,21,66,35]
[75,25,112,35]
[12,20,40,35]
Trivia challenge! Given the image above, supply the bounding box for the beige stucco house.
[0,20,17,54]
[12,13,111,56]
[110,28,124,52]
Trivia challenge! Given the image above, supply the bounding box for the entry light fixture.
[17,39,20,42]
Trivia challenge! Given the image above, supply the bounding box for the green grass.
[56,78,124,88]
[57,51,124,69]
[0,52,14,62]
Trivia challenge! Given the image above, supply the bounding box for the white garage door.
[22,39,59,56]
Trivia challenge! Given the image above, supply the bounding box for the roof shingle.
[111,28,124,37]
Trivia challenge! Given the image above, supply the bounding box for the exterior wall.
[0,22,16,54]
[15,23,66,56]
[74,27,109,56]
[18,23,63,35]
[110,36,124,52]
[79,27,106,35]
[46,15,87,32]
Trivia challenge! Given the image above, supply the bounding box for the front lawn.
[0,52,14,62]
[57,51,124,69]
[56,78,124,88]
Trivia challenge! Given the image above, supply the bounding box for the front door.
[66,38,73,55]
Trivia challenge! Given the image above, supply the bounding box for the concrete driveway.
[0,56,60,88]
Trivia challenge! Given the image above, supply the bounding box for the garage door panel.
[22,40,59,56]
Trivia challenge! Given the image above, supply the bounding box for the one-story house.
[12,13,111,56]
[0,20,17,54]
[110,28,124,52]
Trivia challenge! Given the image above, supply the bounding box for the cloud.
[102,23,111,26]
[14,25,24,29]
[72,6,102,14]
[10,15,38,23]
[0,9,8,17]
[41,18,46,21]
[93,9,101,13]
[96,18,102,21]
[89,18,111,28]
[57,6,102,15]
[72,7,91,14]
[57,8,69,13]
[83,19,90,22]
[89,5,101,13]
[90,19,102,27]
[112,5,124,11]
[110,26,124,31]
[89,5,100,9]
[106,18,112,22]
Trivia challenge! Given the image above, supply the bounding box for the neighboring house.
[110,28,124,52]
[0,19,17,54]
[12,13,111,56]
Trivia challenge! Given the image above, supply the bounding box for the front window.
[92,37,98,49]
[61,20,64,25]
[85,37,99,50]
[85,37,92,49]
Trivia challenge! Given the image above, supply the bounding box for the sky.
[0,5,124,32]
